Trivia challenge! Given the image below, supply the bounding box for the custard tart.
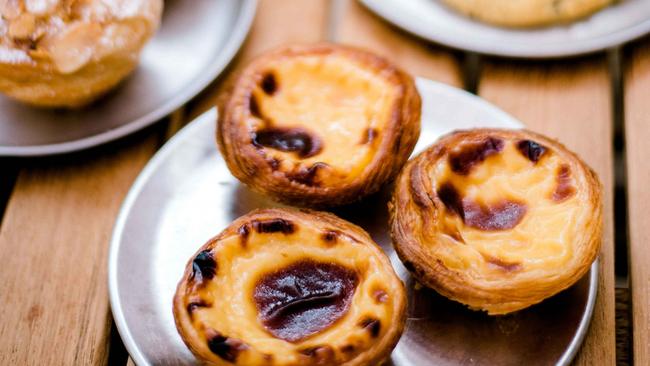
[173,208,407,366]
[0,0,163,107]
[441,0,614,27]
[389,129,602,315]
[217,44,421,207]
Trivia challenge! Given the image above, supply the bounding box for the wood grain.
[479,58,615,365]
[335,0,462,87]
[0,132,160,365]
[624,39,650,366]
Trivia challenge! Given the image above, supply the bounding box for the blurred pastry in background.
[0,0,163,108]
[440,0,615,27]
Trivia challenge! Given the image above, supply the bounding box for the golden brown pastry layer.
[441,0,614,27]
[0,0,162,107]
[389,129,602,315]
[173,208,407,366]
[217,43,421,207]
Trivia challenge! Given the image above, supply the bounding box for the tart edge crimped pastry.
[173,208,407,366]
[217,43,421,207]
[389,128,603,315]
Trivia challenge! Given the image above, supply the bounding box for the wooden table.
[0,1,645,364]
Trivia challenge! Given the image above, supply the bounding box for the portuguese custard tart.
[173,208,407,366]
[0,0,163,107]
[389,129,602,315]
[217,44,421,207]
[440,0,614,28]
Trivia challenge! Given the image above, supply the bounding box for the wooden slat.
[0,131,160,365]
[335,0,462,87]
[625,39,650,366]
[478,58,615,365]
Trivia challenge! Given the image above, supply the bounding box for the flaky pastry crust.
[0,0,162,107]
[389,129,602,315]
[441,0,614,27]
[217,43,421,207]
[173,208,407,366]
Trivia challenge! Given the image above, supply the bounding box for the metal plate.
[360,0,650,58]
[109,78,598,366]
[0,0,257,157]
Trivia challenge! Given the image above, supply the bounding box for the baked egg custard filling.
[174,209,406,366]
[248,54,397,186]
[390,129,602,314]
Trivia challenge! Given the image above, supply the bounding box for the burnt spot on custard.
[251,218,295,234]
[286,162,328,186]
[360,128,378,144]
[267,157,281,170]
[373,289,389,304]
[261,72,278,95]
[249,94,262,118]
[484,255,522,272]
[205,329,248,362]
[299,345,335,361]
[517,140,547,163]
[552,164,576,202]
[358,317,381,338]
[252,127,322,158]
[253,260,358,343]
[449,137,504,175]
[437,182,527,231]
[190,250,216,282]
[238,224,250,247]
[321,230,339,244]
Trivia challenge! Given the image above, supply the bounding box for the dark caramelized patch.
[249,95,262,118]
[251,218,295,234]
[287,162,328,186]
[449,137,504,175]
[299,345,335,361]
[254,260,358,343]
[261,72,278,95]
[438,182,527,231]
[321,230,339,244]
[187,300,210,318]
[191,250,216,282]
[358,317,381,338]
[253,127,322,158]
[517,140,547,163]
[437,183,464,217]
[360,128,378,144]
[463,200,528,231]
[238,224,250,247]
[341,344,356,354]
[206,330,248,362]
[552,164,576,202]
[373,289,388,304]
[484,255,522,272]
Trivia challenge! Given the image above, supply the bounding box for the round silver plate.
[0,0,257,157]
[361,0,650,58]
[109,78,598,366]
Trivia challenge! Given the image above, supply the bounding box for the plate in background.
[361,0,650,58]
[0,0,257,156]
[108,78,598,365]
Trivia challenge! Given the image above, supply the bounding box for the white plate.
[109,78,597,365]
[361,0,650,58]
[0,0,257,156]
